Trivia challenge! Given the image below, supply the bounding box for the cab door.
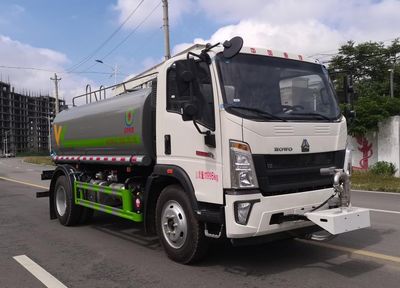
[156,58,223,204]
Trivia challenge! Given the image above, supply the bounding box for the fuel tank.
[51,88,155,157]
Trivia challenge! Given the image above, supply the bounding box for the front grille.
[253,150,345,196]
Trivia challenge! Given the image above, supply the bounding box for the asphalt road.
[0,158,399,288]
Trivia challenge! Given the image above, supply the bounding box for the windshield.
[216,53,341,121]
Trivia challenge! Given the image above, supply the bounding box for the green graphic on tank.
[62,135,142,148]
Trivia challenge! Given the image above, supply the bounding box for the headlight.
[230,140,259,188]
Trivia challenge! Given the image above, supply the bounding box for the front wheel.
[156,185,208,264]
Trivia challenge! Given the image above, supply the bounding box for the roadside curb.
[20,158,55,168]
[352,189,400,195]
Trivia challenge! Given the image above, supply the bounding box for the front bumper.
[224,188,370,238]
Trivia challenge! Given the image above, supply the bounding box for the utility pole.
[162,0,171,60]
[50,73,61,114]
[47,116,51,153]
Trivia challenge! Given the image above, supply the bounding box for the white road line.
[368,208,400,215]
[13,255,68,288]
[0,176,48,189]
[298,239,400,264]
[352,190,400,195]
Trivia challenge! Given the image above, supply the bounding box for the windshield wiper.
[290,112,332,120]
[226,105,287,122]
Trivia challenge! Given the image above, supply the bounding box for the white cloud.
[11,4,25,15]
[174,0,400,58]
[172,39,207,56]
[0,35,97,105]
[141,56,160,70]
[113,0,192,30]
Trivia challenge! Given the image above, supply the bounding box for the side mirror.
[182,102,199,121]
[223,36,244,59]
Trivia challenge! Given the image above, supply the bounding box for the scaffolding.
[0,81,64,154]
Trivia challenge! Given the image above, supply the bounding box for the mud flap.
[305,207,370,235]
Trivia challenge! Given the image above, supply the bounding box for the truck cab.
[43,37,370,264]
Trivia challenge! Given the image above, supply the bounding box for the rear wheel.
[156,185,208,264]
[54,175,82,226]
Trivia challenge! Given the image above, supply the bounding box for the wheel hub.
[161,200,187,249]
[56,186,67,217]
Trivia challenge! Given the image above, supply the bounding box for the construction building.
[0,81,64,155]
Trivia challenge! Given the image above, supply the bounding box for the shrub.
[369,161,397,176]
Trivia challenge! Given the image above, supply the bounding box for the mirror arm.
[187,51,201,60]
[203,42,220,53]
[187,51,212,65]
[193,120,210,135]
[192,121,216,148]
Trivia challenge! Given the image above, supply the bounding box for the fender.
[48,164,77,219]
[143,164,199,234]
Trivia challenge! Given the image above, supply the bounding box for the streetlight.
[3,130,10,156]
[95,59,118,86]
[389,68,394,98]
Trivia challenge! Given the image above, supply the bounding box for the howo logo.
[301,139,310,152]
[274,147,293,152]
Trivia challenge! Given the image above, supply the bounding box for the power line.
[307,37,399,60]
[79,1,162,75]
[66,0,145,73]
[0,65,128,76]
[99,1,162,61]
[322,50,398,65]
[0,65,55,73]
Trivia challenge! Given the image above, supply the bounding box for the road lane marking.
[0,176,48,189]
[13,255,68,288]
[298,239,400,264]
[368,208,400,215]
[353,190,400,195]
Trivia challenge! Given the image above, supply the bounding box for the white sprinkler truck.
[40,37,370,264]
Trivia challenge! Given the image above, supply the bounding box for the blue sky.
[0,1,219,84]
[0,0,399,104]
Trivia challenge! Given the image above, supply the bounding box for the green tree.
[328,40,400,136]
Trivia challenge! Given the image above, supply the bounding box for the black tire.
[79,208,94,224]
[156,185,208,264]
[54,175,82,226]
